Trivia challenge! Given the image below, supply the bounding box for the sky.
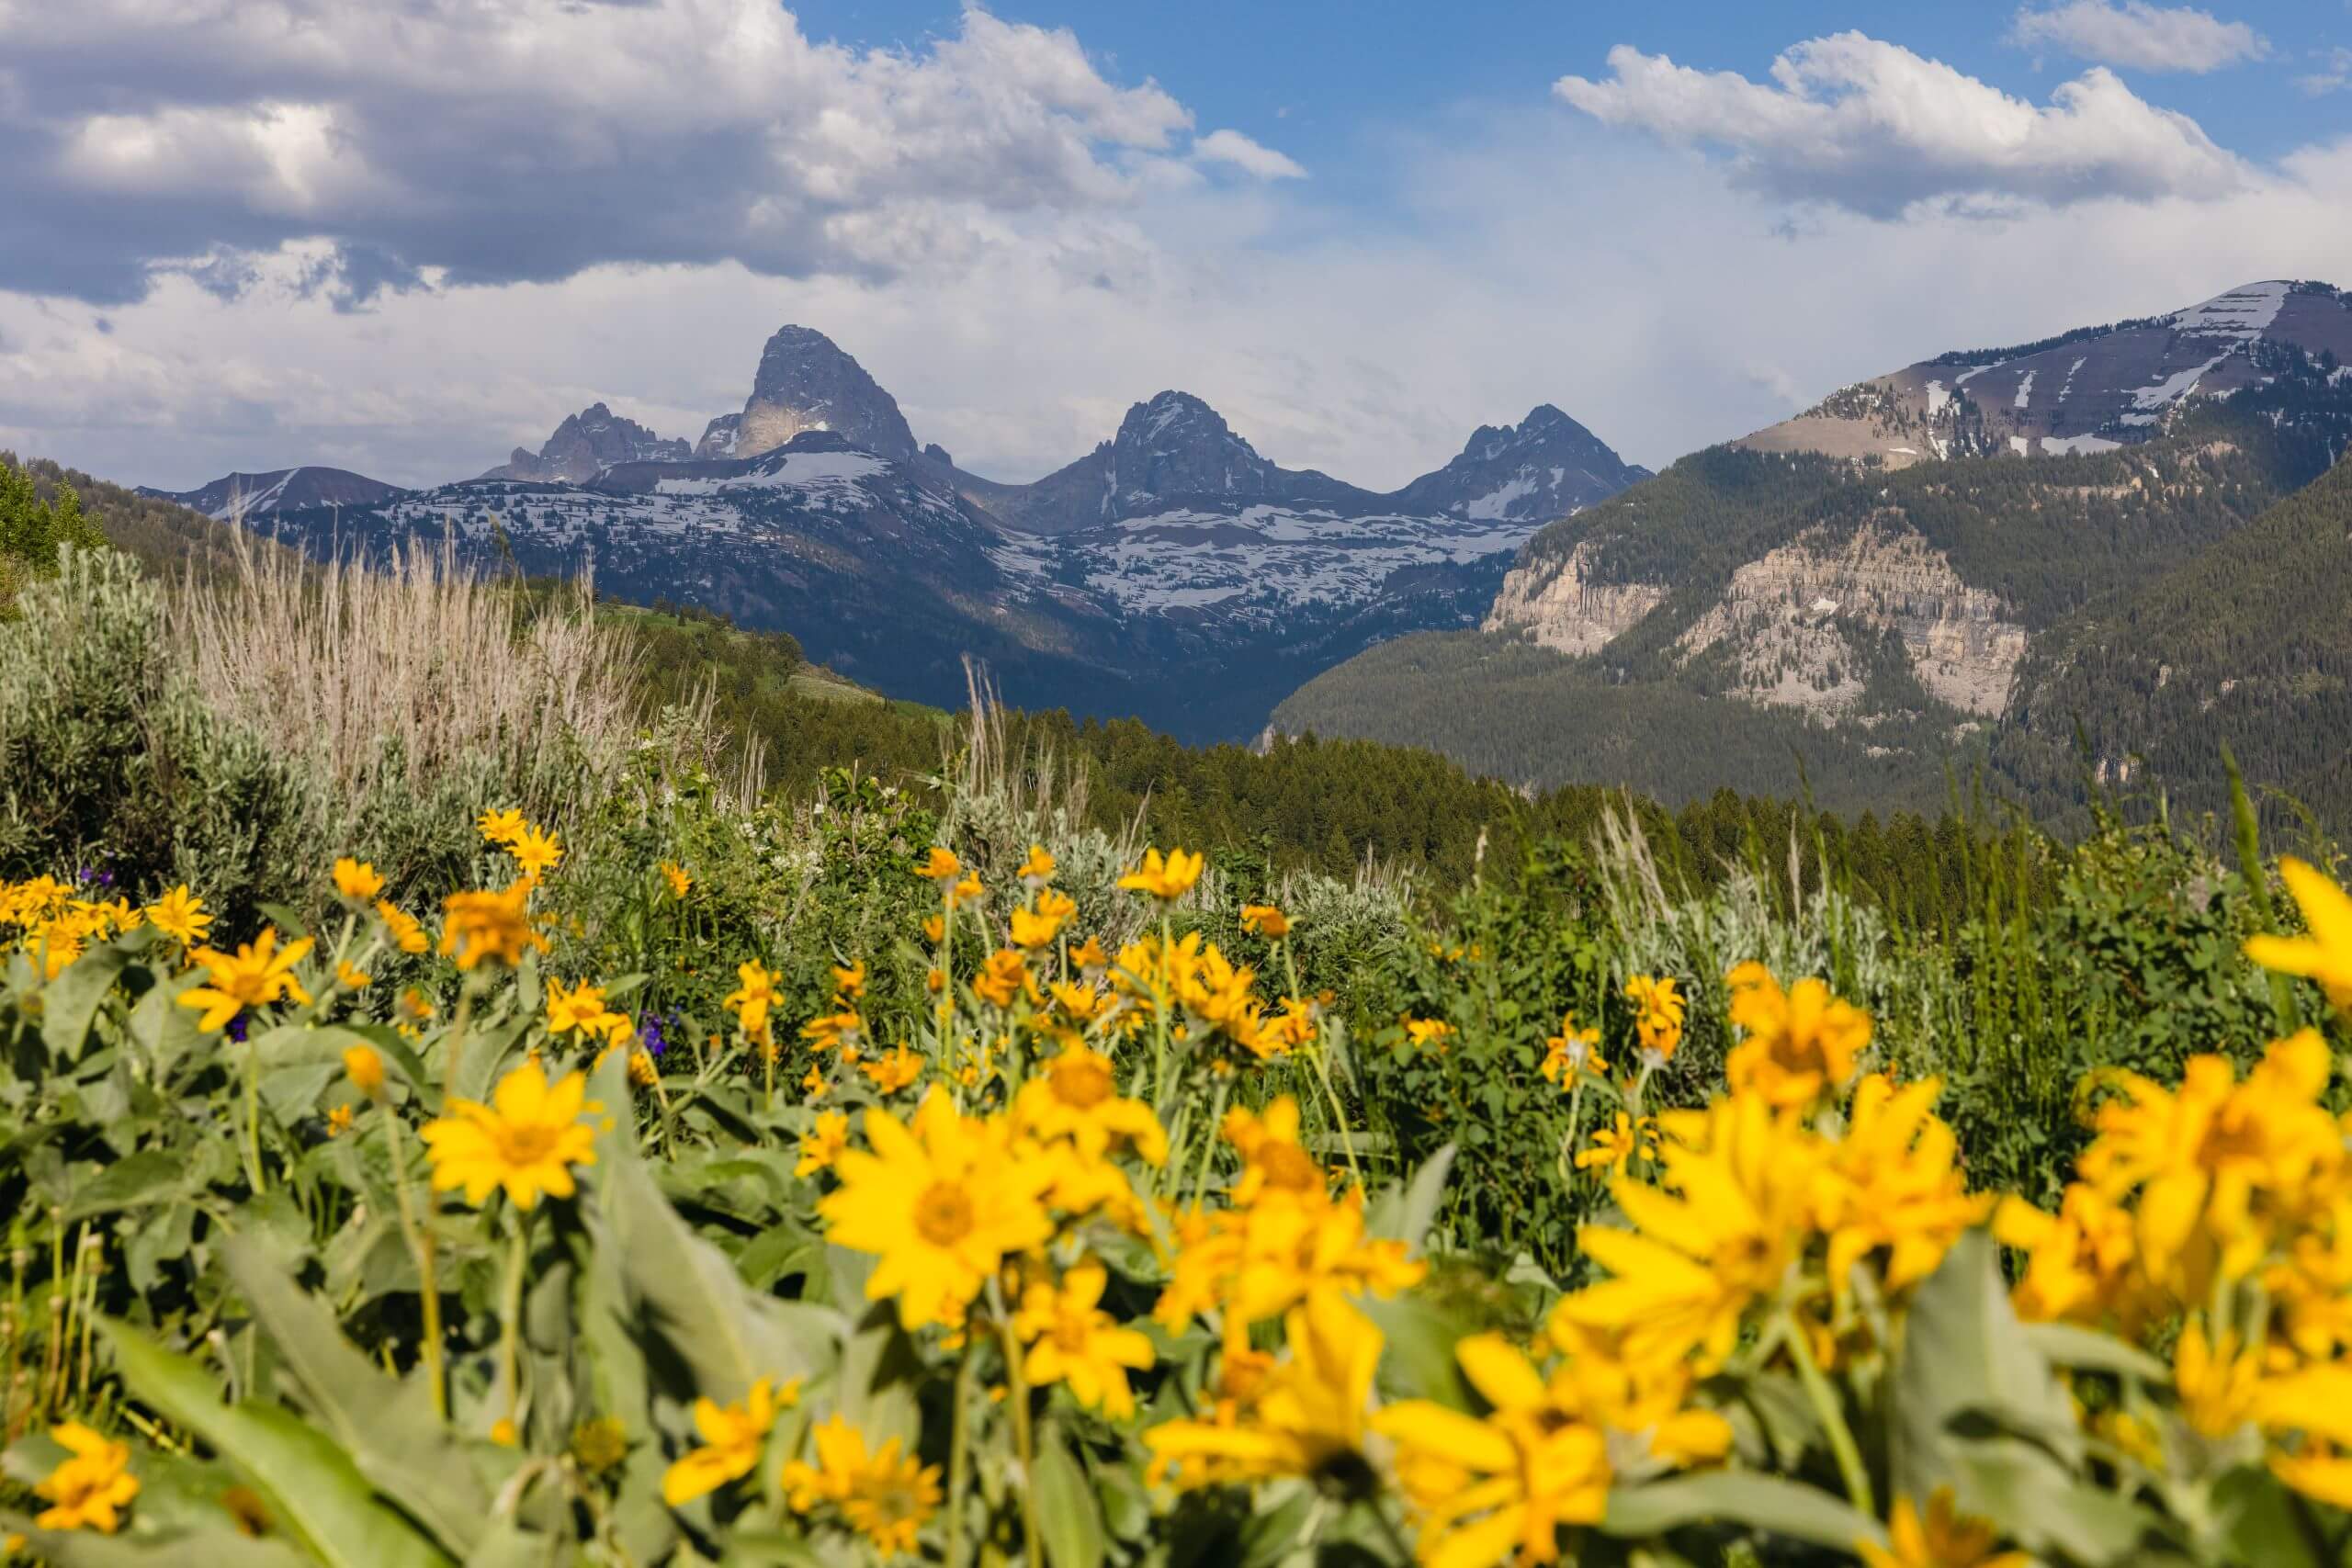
[1,0,2349,491]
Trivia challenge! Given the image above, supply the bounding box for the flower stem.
[382,1111,447,1418]
[499,1210,532,1427]
[1782,1307,1873,1518]
[945,1338,977,1568]
[997,1306,1047,1568]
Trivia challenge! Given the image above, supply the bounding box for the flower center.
[495,1123,563,1167]
[1050,1057,1115,1109]
[1258,1142,1321,1192]
[1052,1315,1095,1354]
[914,1182,975,1246]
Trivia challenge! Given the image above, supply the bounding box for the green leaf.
[1600,1471,1886,1553]
[1367,1143,1454,1255]
[1033,1427,1106,1568]
[14,1522,311,1568]
[1891,1229,2093,1560]
[588,1053,842,1402]
[218,1234,492,1559]
[41,942,132,1062]
[2021,1322,2169,1385]
[97,1318,453,1568]
[1360,1294,1471,1410]
[61,1148,190,1220]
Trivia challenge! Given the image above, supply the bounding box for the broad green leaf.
[62,1148,190,1220]
[16,1523,311,1568]
[2021,1322,2169,1385]
[1360,1294,1471,1410]
[219,1234,492,1558]
[41,942,132,1062]
[1891,1229,2090,1559]
[1033,1426,1106,1568]
[1600,1471,1886,1553]
[98,1318,452,1568]
[1366,1143,1454,1255]
[589,1053,842,1402]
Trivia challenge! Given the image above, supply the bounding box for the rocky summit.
[183,323,1644,739]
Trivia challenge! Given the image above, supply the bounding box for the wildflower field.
[3,543,2352,1567]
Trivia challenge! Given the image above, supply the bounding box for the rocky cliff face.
[1677,523,2025,717]
[732,325,919,461]
[477,403,689,482]
[1483,539,1667,655]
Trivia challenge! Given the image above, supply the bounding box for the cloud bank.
[2009,3,2268,75]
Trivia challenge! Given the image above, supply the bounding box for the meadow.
[0,532,2349,1566]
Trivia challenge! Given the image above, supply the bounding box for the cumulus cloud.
[0,0,1196,305]
[2009,3,2268,74]
[1554,32,2248,218]
[1192,130,1306,179]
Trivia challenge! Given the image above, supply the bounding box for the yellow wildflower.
[1015,1043,1168,1166]
[660,861,692,898]
[660,1378,796,1506]
[860,1044,924,1095]
[781,1416,942,1556]
[421,1061,601,1211]
[628,1049,659,1088]
[326,1103,356,1137]
[920,846,961,882]
[178,928,315,1032]
[1541,1013,1605,1086]
[1812,1075,1992,1302]
[374,898,429,954]
[1403,1017,1453,1054]
[817,1090,1055,1329]
[1144,1290,1381,1490]
[1013,1259,1156,1418]
[1376,1334,1611,1565]
[1558,1092,1820,1371]
[1860,1488,2030,1568]
[545,977,614,1038]
[33,1422,139,1533]
[971,947,1033,1009]
[335,960,371,989]
[143,885,212,947]
[797,1110,851,1178]
[344,1043,389,1100]
[1241,903,1291,939]
[1577,1112,1657,1172]
[439,883,548,970]
[1120,845,1204,901]
[725,960,780,1040]
[1724,962,1870,1107]
[1018,843,1057,884]
[831,958,866,999]
[1011,889,1077,950]
[476,807,526,846]
[2245,857,2352,1010]
[506,824,563,882]
[1623,974,1686,1063]
[332,857,384,900]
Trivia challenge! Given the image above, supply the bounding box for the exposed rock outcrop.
[1483,538,1667,655]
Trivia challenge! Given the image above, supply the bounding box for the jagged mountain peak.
[732,323,919,462]
[1392,403,1651,524]
[477,402,688,482]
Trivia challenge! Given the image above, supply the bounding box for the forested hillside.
[1278,355,2352,834]
[1997,451,2352,824]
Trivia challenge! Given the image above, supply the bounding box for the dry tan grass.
[168,526,642,820]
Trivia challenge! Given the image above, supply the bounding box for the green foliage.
[0,549,313,915]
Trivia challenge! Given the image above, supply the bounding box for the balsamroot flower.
[332,857,384,900]
[1859,1488,2029,1568]
[439,884,548,970]
[818,1090,1054,1329]
[1119,845,1204,901]
[374,898,429,954]
[422,1061,601,1211]
[1240,903,1290,939]
[1724,962,1870,1107]
[661,1378,796,1506]
[1623,974,1686,1063]
[1144,1290,1382,1493]
[34,1422,139,1533]
[143,885,212,947]
[1012,1259,1156,1417]
[2245,857,2352,1011]
[177,928,314,1032]
[782,1415,943,1555]
[725,960,780,1040]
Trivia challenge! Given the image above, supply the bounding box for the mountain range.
[150,324,1647,739]
[1277,279,2352,828]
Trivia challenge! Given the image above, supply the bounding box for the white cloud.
[2299,48,2352,96]
[1555,32,2247,217]
[1192,130,1307,180]
[0,0,1194,303]
[10,108,2351,502]
[2010,3,2268,74]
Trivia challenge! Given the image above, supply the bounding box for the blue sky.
[3,1,2350,490]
